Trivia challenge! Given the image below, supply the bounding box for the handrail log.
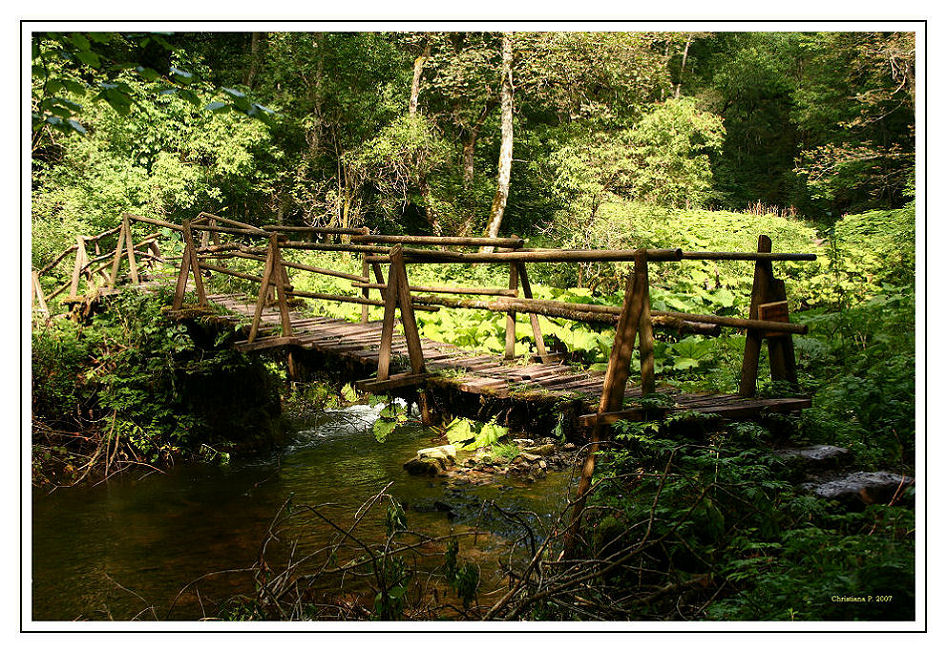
[368,247,685,264]
[127,214,185,232]
[409,294,807,334]
[36,244,79,276]
[285,288,440,311]
[352,234,525,248]
[261,225,366,236]
[194,212,265,233]
[197,250,369,282]
[352,281,517,297]
[189,223,269,237]
[280,241,392,254]
[681,251,817,262]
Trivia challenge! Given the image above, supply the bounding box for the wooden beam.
[234,335,300,353]
[360,227,371,324]
[637,253,656,395]
[515,261,550,363]
[248,235,278,344]
[740,235,773,397]
[355,372,431,393]
[32,271,49,314]
[391,245,426,375]
[505,262,518,360]
[121,213,140,286]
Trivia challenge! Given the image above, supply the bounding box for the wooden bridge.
[32,212,816,434]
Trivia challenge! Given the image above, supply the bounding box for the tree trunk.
[482,33,514,250]
[409,42,431,116]
[674,35,693,99]
[244,32,264,88]
[462,102,495,187]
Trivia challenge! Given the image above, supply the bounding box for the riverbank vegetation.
[31,30,916,621]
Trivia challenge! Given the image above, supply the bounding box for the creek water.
[31,404,574,621]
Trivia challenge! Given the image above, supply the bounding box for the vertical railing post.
[504,261,518,359]
[376,245,426,380]
[740,233,800,394]
[637,254,655,395]
[564,249,649,557]
[108,221,125,289]
[121,213,140,286]
[360,226,371,323]
[32,271,49,314]
[739,234,800,395]
[248,234,280,344]
[172,218,207,311]
[515,262,550,364]
[376,247,401,381]
[69,236,89,299]
[391,246,426,375]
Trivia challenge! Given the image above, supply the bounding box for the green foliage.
[373,401,411,443]
[596,417,914,620]
[32,290,282,465]
[442,537,480,610]
[444,418,508,451]
[490,441,520,462]
[32,32,272,139]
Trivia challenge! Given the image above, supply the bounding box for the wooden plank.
[579,396,811,427]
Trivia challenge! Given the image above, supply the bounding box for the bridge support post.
[31,270,49,314]
[172,219,207,311]
[515,262,550,364]
[739,235,799,396]
[360,226,372,324]
[108,213,140,290]
[376,245,426,381]
[504,262,518,359]
[248,234,294,344]
[565,249,652,558]
[69,236,89,299]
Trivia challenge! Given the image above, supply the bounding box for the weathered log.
[262,225,365,235]
[351,281,516,297]
[371,247,684,264]
[352,234,525,248]
[126,213,185,232]
[407,294,806,334]
[199,250,369,282]
[279,241,392,254]
[681,251,817,262]
[36,244,79,276]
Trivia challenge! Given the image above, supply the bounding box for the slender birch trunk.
[482,33,513,250]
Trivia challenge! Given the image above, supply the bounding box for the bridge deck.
[197,292,809,423]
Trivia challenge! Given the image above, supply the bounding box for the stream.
[31,403,574,621]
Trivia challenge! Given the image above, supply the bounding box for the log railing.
[34,211,816,407]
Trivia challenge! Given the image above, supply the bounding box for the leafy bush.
[32,289,283,473]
